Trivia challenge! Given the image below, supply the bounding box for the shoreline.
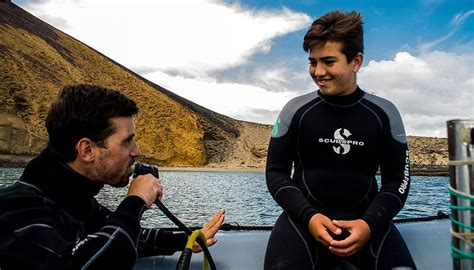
[160,165,449,176]
[159,166,265,173]
[0,156,448,176]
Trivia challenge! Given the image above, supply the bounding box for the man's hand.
[328,219,371,257]
[192,208,225,253]
[127,174,163,208]
[308,213,342,247]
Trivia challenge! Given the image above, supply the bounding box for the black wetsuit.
[0,149,187,269]
[264,87,416,269]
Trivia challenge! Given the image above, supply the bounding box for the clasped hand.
[308,214,371,257]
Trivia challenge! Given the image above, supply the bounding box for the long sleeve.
[0,186,148,269]
[69,195,147,269]
[266,92,320,227]
[362,102,411,233]
[137,228,188,257]
[266,132,319,227]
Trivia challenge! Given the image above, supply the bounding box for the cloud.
[23,0,311,78]
[251,67,292,92]
[452,9,474,26]
[359,51,474,137]
[20,0,312,125]
[419,30,457,53]
[144,70,296,124]
[420,9,474,53]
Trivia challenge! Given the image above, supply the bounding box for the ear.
[352,52,363,73]
[75,138,95,163]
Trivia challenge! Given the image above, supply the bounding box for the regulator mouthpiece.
[132,162,159,178]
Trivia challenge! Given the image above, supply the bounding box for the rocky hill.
[407,136,448,175]
[0,1,250,167]
[0,1,448,175]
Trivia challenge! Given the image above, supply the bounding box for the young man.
[0,84,225,269]
[264,11,416,269]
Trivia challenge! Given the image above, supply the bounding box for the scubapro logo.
[333,128,351,154]
[318,128,364,155]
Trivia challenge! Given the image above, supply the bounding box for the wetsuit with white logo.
[264,87,416,269]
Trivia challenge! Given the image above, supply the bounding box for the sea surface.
[0,168,450,228]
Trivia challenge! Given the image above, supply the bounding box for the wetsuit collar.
[20,148,104,218]
[317,86,365,106]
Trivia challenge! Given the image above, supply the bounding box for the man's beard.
[95,157,132,187]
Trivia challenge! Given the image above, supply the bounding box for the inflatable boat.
[134,216,451,270]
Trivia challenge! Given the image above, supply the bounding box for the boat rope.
[448,184,474,201]
[448,159,474,166]
[451,229,474,248]
[449,215,474,231]
[393,212,448,224]
[220,222,273,231]
[161,213,450,232]
[212,213,451,231]
[449,205,474,211]
[451,244,474,260]
[448,183,474,260]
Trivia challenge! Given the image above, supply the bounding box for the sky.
[15,0,474,137]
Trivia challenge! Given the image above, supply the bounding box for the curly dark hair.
[45,84,138,162]
[303,10,364,62]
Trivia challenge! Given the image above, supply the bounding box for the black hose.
[155,200,216,270]
[176,248,193,270]
[133,163,216,270]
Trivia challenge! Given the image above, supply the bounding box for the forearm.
[138,228,188,257]
[363,144,410,232]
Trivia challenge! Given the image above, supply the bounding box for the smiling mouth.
[317,78,331,86]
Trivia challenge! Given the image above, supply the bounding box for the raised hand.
[192,208,225,253]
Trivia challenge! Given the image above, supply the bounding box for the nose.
[314,63,327,78]
[131,139,141,157]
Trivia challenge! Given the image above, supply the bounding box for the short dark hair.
[45,84,138,162]
[303,10,364,62]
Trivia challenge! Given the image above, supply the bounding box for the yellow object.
[185,230,209,270]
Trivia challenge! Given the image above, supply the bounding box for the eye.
[325,60,335,65]
[122,137,134,146]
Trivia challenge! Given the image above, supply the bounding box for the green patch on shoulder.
[272,116,282,137]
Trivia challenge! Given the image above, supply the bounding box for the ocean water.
[0,168,449,228]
